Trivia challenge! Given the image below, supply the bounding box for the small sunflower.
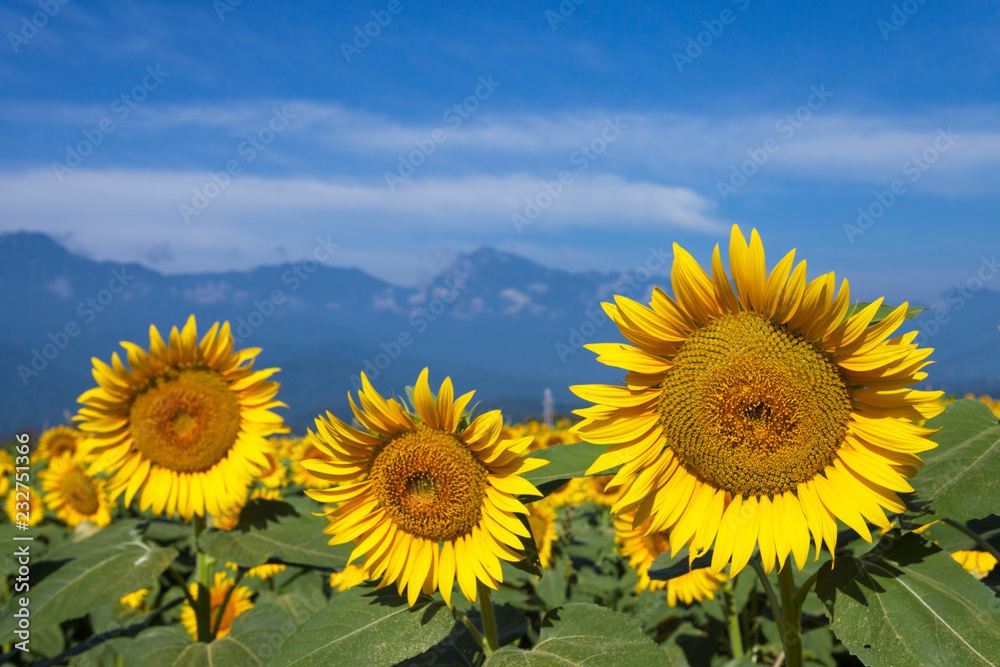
[330,564,369,592]
[6,485,43,526]
[119,589,150,611]
[226,560,286,580]
[257,448,288,489]
[75,315,288,521]
[305,369,548,606]
[951,550,998,580]
[584,474,622,507]
[181,571,255,640]
[574,225,943,577]
[0,451,13,497]
[213,488,283,532]
[40,454,113,528]
[290,435,332,488]
[526,501,558,569]
[615,511,726,606]
[36,426,88,463]
[545,477,587,509]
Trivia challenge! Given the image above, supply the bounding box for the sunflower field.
[3,226,1000,667]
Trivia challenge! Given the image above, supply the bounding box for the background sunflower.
[74,315,288,521]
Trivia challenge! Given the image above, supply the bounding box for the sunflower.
[119,589,150,611]
[39,454,113,528]
[573,226,943,577]
[74,315,287,521]
[584,474,622,507]
[526,501,558,569]
[290,435,332,488]
[545,477,587,509]
[214,488,283,532]
[180,571,254,640]
[951,550,998,580]
[0,451,13,497]
[6,485,43,526]
[36,426,88,463]
[226,560,286,580]
[615,511,727,606]
[330,564,369,592]
[257,448,288,489]
[305,368,548,607]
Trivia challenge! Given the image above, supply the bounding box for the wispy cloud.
[5,100,999,194]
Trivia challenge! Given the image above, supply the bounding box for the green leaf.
[409,604,528,666]
[268,585,454,667]
[199,497,351,570]
[523,442,611,497]
[484,603,685,666]
[911,399,1000,522]
[124,604,292,666]
[842,301,927,324]
[121,627,192,667]
[0,521,177,642]
[816,531,1000,666]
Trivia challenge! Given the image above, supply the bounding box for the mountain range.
[1,231,998,438]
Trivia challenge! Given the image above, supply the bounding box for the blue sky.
[1,0,998,306]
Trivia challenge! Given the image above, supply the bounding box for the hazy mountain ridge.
[1,231,997,437]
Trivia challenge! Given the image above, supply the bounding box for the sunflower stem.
[719,576,744,657]
[192,514,215,642]
[791,571,819,612]
[749,558,782,625]
[454,609,487,649]
[477,581,499,655]
[942,518,1000,564]
[777,563,804,667]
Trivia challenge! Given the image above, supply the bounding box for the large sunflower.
[304,369,548,607]
[573,225,943,576]
[40,454,113,528]
[75,315,287,521]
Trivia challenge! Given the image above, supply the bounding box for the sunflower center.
[61,467,100,515]
[370,425,488,541]
[50,438,77,457]
[658,311,852,497]
[129,368,243,473]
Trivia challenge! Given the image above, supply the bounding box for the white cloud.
[0,168,724,282]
